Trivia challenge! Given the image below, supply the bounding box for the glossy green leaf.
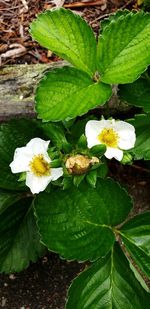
[35,178,132,261]
[89,144,106,156]
[0,190,21,215]
[96,161,108,178]
[0,119,41,190]
[41,122,69,150]
[73,174,85,187]
[120,212,150,279]
[0,196,45,273]
[129,261,149,292]
[98,11,150,84]
[70,116,96,142]
[144,0,150,8]
[77,134,87,150]
[100,9,130,33]
[30,8,97,76]
[66,244,150,309]
[86,170,97,187]
[128,114,150,160]
[35,66,112,122]
[119,76,150,112]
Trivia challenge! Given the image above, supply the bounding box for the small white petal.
[114,120,135,133]
[118,135,136,150]
[26,172,53,194]
[86,137,101,149]
[43,152,51,163]
[85,120,105,148]
[114,122,136,150]
[26,138,50,155]
[9,147,32,173]
[105,147,123,161]
[51,167,63,181]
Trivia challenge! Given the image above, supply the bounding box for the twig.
[20,0,28,10]
[64,0,106,8]
[0,0,10,5]
[91,12,112,24]
[0,44,26,61]
[0,6,20,10]
[120,0,135,10]
[132,164,150,174]
[52,0,65,8]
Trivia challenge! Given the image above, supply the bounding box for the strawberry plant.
[0,8,150,308]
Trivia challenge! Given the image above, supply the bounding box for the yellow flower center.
[98,128,119,148]
[29,154,50,177]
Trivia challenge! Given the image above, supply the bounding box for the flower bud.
[65,154,99,175]
[121,153,133,165]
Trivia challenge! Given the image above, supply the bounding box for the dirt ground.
[0,1,150,309]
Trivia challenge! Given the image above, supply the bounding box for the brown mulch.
[0,0,138,66]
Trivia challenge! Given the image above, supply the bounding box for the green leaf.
[97,161,108,178]
[0,196,45,273]
[97,11,150,84]
[66,244,150,309]
[18,172,26,182]
[129,261,149,292]
[119,76,150,112]
[100,10,130,33]
[86,170,97,187]
[73,174,85,187]
[62,176,72,190]
[50,159,62,168]
[0,119,41,190]
[89,144,106,156]
[77,134,87,149]
[120,212,150,279]
[41,122,70,151]
[0,190,21,215]
[128,114,150,160]
[70,116,96,142]
[35,178,132,261]
[144,0,150,8]
[35,66,112,122]
[30,8,97,76]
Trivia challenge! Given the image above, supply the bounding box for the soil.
[0,254,85,309]
[0,1,150,309]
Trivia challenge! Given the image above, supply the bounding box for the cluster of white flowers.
[10,119,136,194]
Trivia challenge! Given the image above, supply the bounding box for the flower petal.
[51,167,63,181]
[118,135,136,150]
[105,147,123,161]
[85,120,105,148]
[114,121,136,149]
[114,120,135,132]
[9,147,32,173]
[26,138,50,155]
[26,172,53,194]
[85,119,120,148]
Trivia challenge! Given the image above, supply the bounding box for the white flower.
[85,119,136,161]
[10,138,63,194]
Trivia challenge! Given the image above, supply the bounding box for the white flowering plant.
[0,8,150,308]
